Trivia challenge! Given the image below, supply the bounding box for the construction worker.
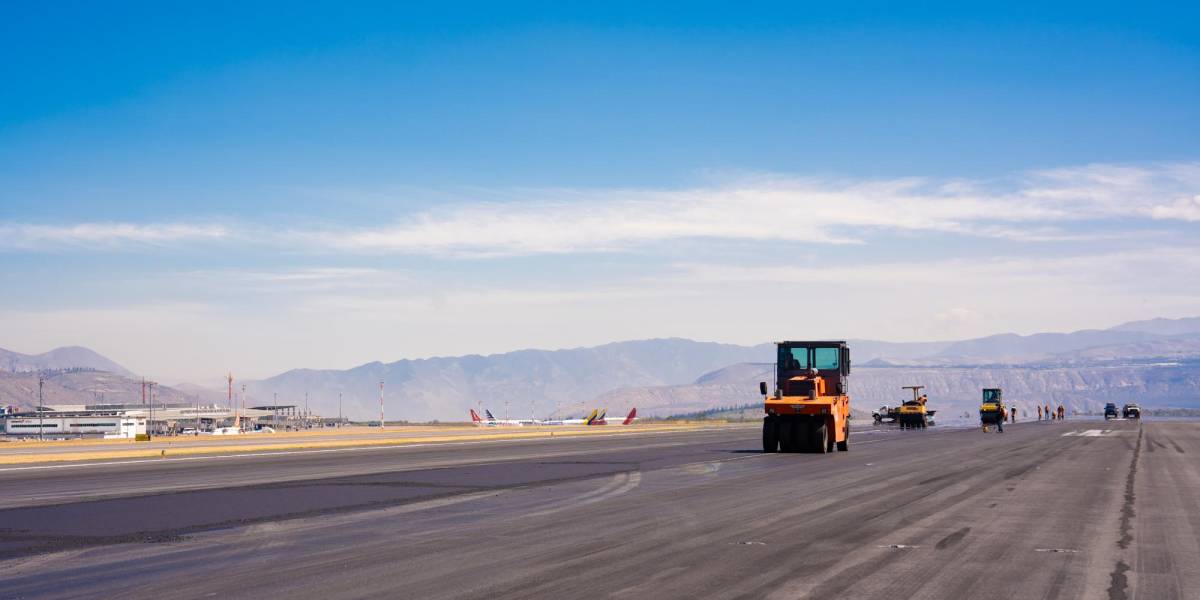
[1011,406,1016,423]
[1058,405,1065,420]
[1037,405,1042,421]
[1045,404,1051,421]
[997,407,1005,433]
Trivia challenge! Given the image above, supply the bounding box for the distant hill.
[930,330,1164,364]
[244,317,1200,421]
[601,360,1200,422]
[8,315,1199,422]
[0,346,133,377]
[1110,316,1200,336]
[0,370,211,411]
[246,338,774,422]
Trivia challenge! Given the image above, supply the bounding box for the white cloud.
[1150,194,1200,222]
[303,161,1199,256]
[3,161,1198,255]
[0,222,231,248]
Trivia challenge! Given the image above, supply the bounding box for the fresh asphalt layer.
[0,418,1196,599]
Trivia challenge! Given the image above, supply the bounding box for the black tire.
[762,418,778,453]
[792,419,809,453]
[837,421,849,451]
[778,418,793,452]
[813,420,828,454]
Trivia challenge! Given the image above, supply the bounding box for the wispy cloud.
[4,161,1198,255]
[0,222,231,249]
[667,245,1200,291]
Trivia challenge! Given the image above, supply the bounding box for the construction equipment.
[759,341,851,453]
[897,386,931,429]
[979,388,1006,430]
[1122,403,1141,419]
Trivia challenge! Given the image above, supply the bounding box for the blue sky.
[1,2,1198,382]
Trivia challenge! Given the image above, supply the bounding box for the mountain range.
[2,316,1199,420]
[0,346,133,377]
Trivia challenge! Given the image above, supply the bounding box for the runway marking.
[1062,429,1114,437]
[0,427,749,473]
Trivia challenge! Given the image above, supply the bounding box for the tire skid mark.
[1108,427,1142,600]
[935,526,970,550]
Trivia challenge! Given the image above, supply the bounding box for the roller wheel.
[812,420,828,454]
[778,418,793,452]
[762,418,778,453]
[837,422,849,451]
[792,419,809,453]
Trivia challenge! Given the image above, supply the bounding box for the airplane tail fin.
[469,409,483,423]
[590,408,607,425]
[485,409,496,421]
[622,408,637,425]
[584,408,599,425]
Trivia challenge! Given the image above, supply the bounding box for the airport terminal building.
[0,403,276,438]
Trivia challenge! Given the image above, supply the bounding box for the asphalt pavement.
[0,418,1196,599]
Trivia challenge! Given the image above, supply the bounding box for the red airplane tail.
[469,409,483,423]
[622,408,637,425]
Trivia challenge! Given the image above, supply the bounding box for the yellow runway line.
[0,425,712,466]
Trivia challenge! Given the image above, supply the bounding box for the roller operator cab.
[979,388,1006,425]
[759,341,851,454]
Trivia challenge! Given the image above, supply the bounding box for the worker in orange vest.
[1045,404,1052,421]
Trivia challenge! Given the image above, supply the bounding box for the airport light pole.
[147,381,156,440]
[379,381,384,429]
[37,373,44,442]
[338,392,343,426]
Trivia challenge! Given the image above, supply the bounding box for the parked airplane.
[469,407,636,426]
[541,408,600,426]
[589,408,638,425]
[470,409,533,426]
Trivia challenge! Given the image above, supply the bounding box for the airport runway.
[0,418,1197,599]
